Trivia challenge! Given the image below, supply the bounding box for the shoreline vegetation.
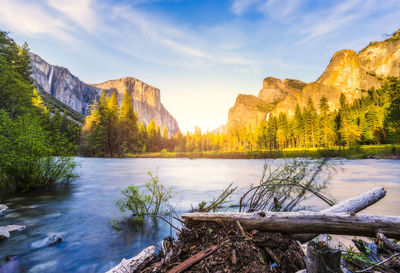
[123,144,400,159]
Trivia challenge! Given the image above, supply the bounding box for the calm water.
[0,158,399,272]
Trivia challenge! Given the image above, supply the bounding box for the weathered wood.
[106,246,155,273]
[166,245,218,273]
[376,232,400,252]
[321,187,386,214]
[182,211,400,239]
[293,187,386,242]
[306,241,342,273]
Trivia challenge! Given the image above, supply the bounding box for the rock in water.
[2,225,26,233]
[0,255,21,273]
[0,228,10,240]
[0,204,7,215]
[47,234,63,246]
[31,234,63,248]
[0,225,25,240]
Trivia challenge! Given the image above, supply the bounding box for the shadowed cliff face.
[226,29,400,130]
[30,54,179,134]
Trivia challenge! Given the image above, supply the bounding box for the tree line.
[80,76,400,156]
[80,90,170,157]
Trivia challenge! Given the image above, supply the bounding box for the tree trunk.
[306,241,342,273]
[293,186,386,242]
[182,211,400,239]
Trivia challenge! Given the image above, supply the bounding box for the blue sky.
[1,0,399,132]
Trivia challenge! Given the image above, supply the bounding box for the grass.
[126,144,400,159]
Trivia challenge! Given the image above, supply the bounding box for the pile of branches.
[342,232,400,272]
[141,220,306,273]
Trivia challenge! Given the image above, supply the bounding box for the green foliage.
[109,218,121,231]
[0,31,79,192]
[80,90,143,156]
[0,111,78,192]
[0,55,35,117]
[115,170,173,224]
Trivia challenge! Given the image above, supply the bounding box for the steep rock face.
[93,78,179,134]
[227,78,304,129]
[30,54,179,134]
[30,53,100,114]
[227,94,273,130]
[258,77,305,104]
[226,29,400,130]
[358,29,400,77]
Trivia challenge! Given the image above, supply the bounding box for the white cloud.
[47,0,97,33]
[231,0,261,15]
[0,0,76,43]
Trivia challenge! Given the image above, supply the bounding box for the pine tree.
[162,124,169,150]
[119,90,139,154]
[293,103,304,147]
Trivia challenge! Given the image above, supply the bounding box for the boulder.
[2,225,26,232]
[47,234,63,246]
[0,227,10,240]
[0,204,8,215]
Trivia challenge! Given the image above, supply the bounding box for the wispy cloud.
[231,0,261,15]
[0,0,76,43]
[47,0,97,33]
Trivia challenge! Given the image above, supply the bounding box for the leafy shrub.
[0,110,78,192]
[116,170,172,224]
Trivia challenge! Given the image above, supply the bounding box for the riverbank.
[126,144,400,159]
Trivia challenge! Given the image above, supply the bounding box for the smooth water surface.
[0,158,399,272]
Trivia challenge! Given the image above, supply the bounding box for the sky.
[0,0,399,132]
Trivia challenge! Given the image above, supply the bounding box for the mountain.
[92,78,179,133]
[227,77,305,131]
[226,29,400,130]
[30,53,179,134]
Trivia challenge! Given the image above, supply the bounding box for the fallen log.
[106,246,155,273]
[182,211,400,239]
[321,187,386,214]
[293,186,386,242]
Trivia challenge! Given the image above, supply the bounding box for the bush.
[116,170,172,224]
[0,111,78,192]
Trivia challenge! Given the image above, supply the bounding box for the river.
[0,158,399,272]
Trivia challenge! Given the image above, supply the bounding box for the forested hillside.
[0,31,78,192]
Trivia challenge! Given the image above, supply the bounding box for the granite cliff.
[226,29,400,130]
[30,53,179,134]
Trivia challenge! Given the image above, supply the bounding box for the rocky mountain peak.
[226,29,400,130]
[30,54,179,134]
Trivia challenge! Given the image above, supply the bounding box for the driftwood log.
[293,186,386,242]
[106,246,155,273]
[182,211,400,239]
